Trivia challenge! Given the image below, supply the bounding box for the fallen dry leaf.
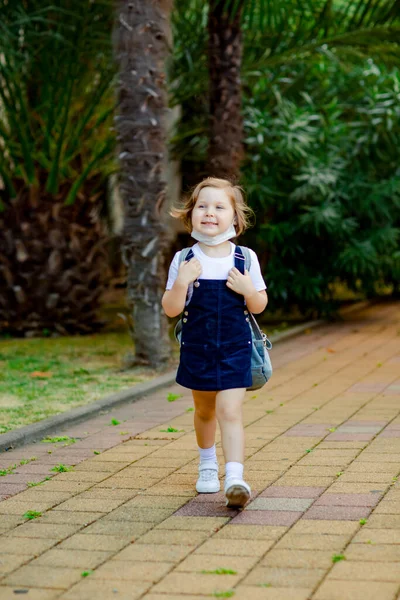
[30,371,52,378]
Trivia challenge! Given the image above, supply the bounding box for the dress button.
[194,281,200,287]
[246,317,250,322]
[244,310,249,315]
[184,311,188,316]
[183,318,187,323]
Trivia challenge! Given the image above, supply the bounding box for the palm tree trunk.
[113,0,173,366]
[207,0,244,180]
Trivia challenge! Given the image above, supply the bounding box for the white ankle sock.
[198,445,217,464]
[225,461,244,480]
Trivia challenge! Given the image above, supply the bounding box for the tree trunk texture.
[0,188,109,336]
[113,0,173,367]
[207,0,244,181]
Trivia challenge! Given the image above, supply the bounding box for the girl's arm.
[162,258,202,318]
[244,289,268,314]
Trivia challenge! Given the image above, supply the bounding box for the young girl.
[162,178,268,508]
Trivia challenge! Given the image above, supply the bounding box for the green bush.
[242,59,400,314]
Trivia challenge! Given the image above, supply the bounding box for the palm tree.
[0,1,115,336]
[113,0,173,366]
[175,0,400,181]
[207,0,244,179]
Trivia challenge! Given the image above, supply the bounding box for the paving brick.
[136,529,209,546]
[247,498,313,512]
[151,571,242,595]
[274,476,334,487]
[364,514,400,529]
[3,565,82,589]
[91,560,173,581]
[33,549,112,569]
[58,534,130,552]
[0,537,58,555]
[290,520,359,535]
[326,482,386,494]
[101,506,173,523]
[233,587,313,600]
[213,525,287,540]
[112,543,192,563]
[173,501,238,518]
[0,515,24,531]
[77,488,137,501]
[11,522,80,539]
[53,497,125,512]
[0,588,59,600]
[0,554,33,577]
[314,493,381,507]
[0,500,56,514]
[175,553,258,574]
[260,548,333,569]
[339,472,394,483]
[39,511,104,525]
[352,528,400,544]
[328,560,400,581]
[314,580,398,600]
[373,501,400,514]
[81,520,152,537]
[194,538,273,557]
[58,579,151,600]
[345,544,400,561]
[155,516,229,531]
[231,510,301,526]
[260,486,325,498]
[274,534,349,551]
[242,565,326,588]
[124,494,189,509]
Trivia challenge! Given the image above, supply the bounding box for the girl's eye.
[217,206,224,209]
[197,204,205,208]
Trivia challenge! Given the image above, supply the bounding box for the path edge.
[0,300,371,452]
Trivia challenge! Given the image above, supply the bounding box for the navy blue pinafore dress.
[176,246,252,391]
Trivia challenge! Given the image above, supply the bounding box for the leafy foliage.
[242,59,400,314]
[170,2,400,314]
[0,0,115,207]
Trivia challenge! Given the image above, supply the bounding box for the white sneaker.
[196,461,220,493]
[224,477,251,508]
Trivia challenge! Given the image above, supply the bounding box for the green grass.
[0,332,158,434]
[51,464,73,473]
[202,568,237,575]
[332,554,346,563]
[159,427,184,433]
[167,393,182,402]
[23,510,42,520]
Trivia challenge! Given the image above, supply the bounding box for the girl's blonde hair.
[170,177,254,236]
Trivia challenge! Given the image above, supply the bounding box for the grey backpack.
[174,246,272,390]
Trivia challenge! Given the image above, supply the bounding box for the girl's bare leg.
[216,388,249,507]
[192,390,217,449]
[215,388,246,463]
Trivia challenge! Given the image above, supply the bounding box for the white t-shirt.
[166,242,267,291]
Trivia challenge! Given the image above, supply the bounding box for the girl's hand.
[226,268,255,297]
[176,258,202,286]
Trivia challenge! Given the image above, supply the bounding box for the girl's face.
[191,187,235,237]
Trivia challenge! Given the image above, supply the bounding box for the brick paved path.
[0,301,399,600]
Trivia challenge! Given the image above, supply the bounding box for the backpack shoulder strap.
[238,246,251,271]
[178,247,193,265]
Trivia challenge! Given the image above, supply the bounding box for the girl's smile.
[192,187,235,237]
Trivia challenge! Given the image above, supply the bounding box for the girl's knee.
[195,406,216,421]
[216,403,241,424]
